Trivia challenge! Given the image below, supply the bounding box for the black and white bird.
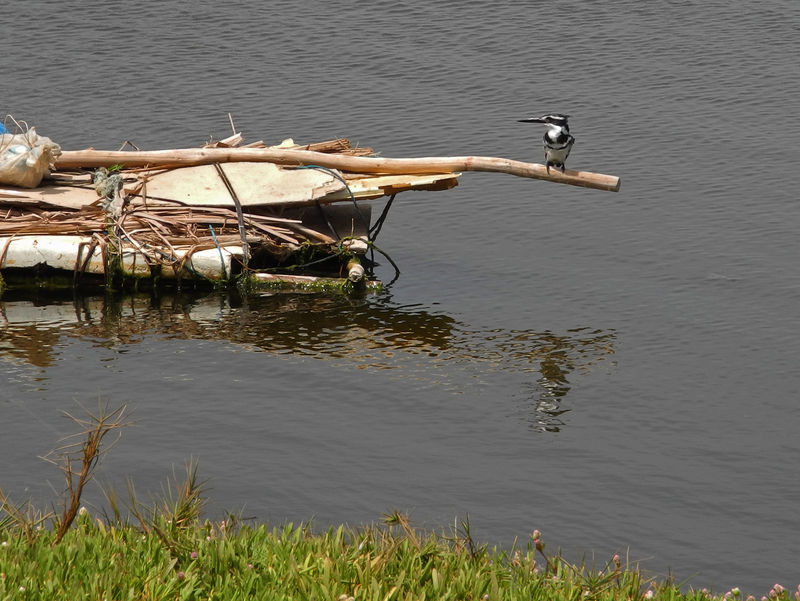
[518,113,575,173]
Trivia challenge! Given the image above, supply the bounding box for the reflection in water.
[0,291,615,430]
[509,329,616,432]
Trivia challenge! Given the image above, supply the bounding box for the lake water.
[2,0,799,594]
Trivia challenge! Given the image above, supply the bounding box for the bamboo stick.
[55,148,621,192]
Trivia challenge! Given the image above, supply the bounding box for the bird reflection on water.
[0,290,615,431]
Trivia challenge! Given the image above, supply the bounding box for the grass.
[1,405,798,601]
[0,514,662,601]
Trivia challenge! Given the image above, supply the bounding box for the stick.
[55,148,621,192]
[213,163,250,266]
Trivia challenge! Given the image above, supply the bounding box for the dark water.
[2,0,800,594]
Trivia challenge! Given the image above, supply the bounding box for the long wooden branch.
[55,148,620,192]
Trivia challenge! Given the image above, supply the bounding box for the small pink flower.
[644,589,655,599]
[177,571,185,581]
[532,530,541,541]
[190,551,198,560]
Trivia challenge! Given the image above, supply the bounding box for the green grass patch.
[0,514,672,601]
[0,404,796,601]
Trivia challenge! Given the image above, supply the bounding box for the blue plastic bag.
[0,123,8,134]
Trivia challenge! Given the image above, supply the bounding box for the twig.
[39,402,131,545]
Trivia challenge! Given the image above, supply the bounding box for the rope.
[296,165,372,236]
[314,197,341,241]
[92,168,124,209]
[292,164,404,284]
[208,224,228,280]
[369,193,396,241]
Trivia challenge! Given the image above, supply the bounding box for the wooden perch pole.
[55,148,621,192]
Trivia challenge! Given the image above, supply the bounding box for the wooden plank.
[130,162,346,207]
[322,173,459,202]
[0,184,99,210]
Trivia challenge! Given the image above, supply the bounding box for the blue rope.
[208,224,228,280]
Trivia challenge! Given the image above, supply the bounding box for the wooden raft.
[0,137,460,286]
[1,133,621,289]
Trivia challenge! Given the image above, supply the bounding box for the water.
[2,0,800,594]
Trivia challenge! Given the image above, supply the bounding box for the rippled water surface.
[2,0,800,594]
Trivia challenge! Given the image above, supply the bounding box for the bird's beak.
[518,117,544,124]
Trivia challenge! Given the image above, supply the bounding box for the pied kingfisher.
[518,113,575,173]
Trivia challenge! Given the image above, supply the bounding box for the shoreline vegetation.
[1,405,796,601]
